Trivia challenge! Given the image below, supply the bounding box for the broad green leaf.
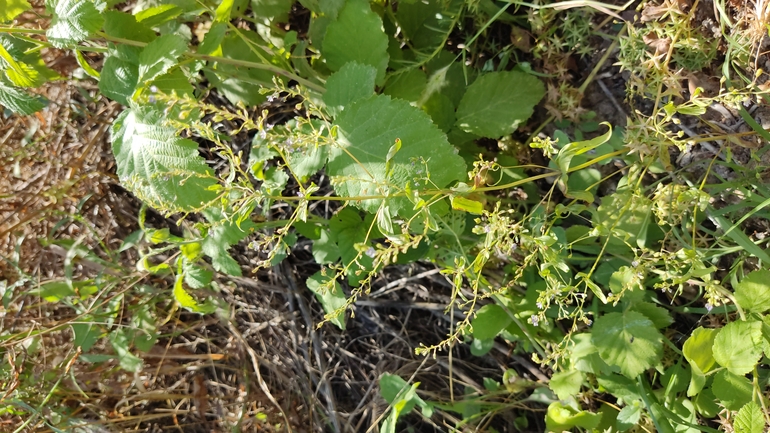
[712,320,763,375]
[694,388,720,418]
[328,207,374,285]
[136,34,188,87]
[455,71,544,138]
[597,374,642,403]
[201,206,257,276]
[421,92,455,133]
[306,271,346,329]
[734,269,770,313]
[288,144,329,180]
[712,370,753,410]
[470,338,494,356]
[110,106,218,213]
[472,304,512,340]
[616,403,642,432]
[594,190,663,250]
[549,369,584,400]
[395,0,455,53]
[546,401,601,432]
[383,69,427,102]
[0,43,41,87]
[735,402,765,433]
[251,0,293,21]
[0,0,31,22]
[321,0,389,83]
[103,11,156,43]
[329,94,466,217]
[99,45,141,105]
[451,195,484,214]
[312,229,340,264]
[109,328,143,372]
[150,68,194,97]
[592,311,663,378]
[0,82,45,114]
[46,0,104,48]
[183,260,213,288]
[683,327,718,396]
[72,322,100,352]
[323,61,376,115]
[198,22,227,55]
[631,302,673,329]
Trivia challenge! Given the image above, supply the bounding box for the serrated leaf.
[328,207,374,285]
[99,44,141,105]
[472,304,511,340]
[0,43,41,87]
[306,271,346,329]
[110,106,218,212]
[103,11,156,42]
[198,22,226,55]
[109,328,143,372]
[0,82,46,114]
[72,322,100,352]
[201,206,257,276]
[616,404,642,432]
[592,311,663,378]
[321,0,389,83]
[712,320,763,375]
[329,94,466,217]
[734,269,770,313]
[549,369,584,400]
[632,302,673,329]
[0,0,31,22]
[383,68,427,102]
[183,261,213,288]
[323,61,376,115]
[136,34,188,87]
[136,4,184,27]
[712,370,753,410]
[173,274,214,313]
[735,401,765,433]
[46,0,104,48]
[455,71,544,138]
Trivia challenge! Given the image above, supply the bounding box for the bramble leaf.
[321,0,389,83]
[712,320,763,375]
[592,311,662,378]
[46,0,104,48]
[734,269,770,313]
[110,106,218,213]
[99,44,141,105]
[323,61,376,115]
[137,34,188,87]
[201,206,257,276]
[0,81,46,114]
[455,71,544,138]
[0,0,31,22]
[329,94,466,217]
[735,402,765,433]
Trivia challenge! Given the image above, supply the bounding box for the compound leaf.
[321,0,388,83]
[592,311,663,378]
[46,0,104,48]
[110,106,218,213]
[329,94,465,217]
[735,402,765,433]
[455,71,544,138]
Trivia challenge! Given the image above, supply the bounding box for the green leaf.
[546,401,601,432]
[712,320,763,375]
[173,274,214,313]
[421,92,455,133]
[470,338,494,356]
[99,45,141,105]
[0,43,41,87]
[306,271,347,329]
[135,4,184,27]
[734,269,770,313]
[329,94,466,217]
[72,322,100,352]
[383,69,427,102]
[451,195,484,214]
[0,82,46,114]
[683,327,718,396]
[712,370,753,411]
[323,61,376,115]
[549,369,584,400]
[131,302,158,352]
[0,0,31,21]
[327,207,374,285]
[472,304,512,340]
[321,0,389,83]
[251,0,294,21]
[553,124,612,200]
[395,0,454,53]
[103,11,156,43]
[312,229,341,264]
[46,0,104,48]
[455,71,544,138]
[183,260,213,288]
[136,34,188,87]
[631,302,673,329]
[735,401,765,433]
[592,311,663,378]
[201,206,257,276]
[616,403,642,432]
[109,328,143,372]
[110,106,218,213]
